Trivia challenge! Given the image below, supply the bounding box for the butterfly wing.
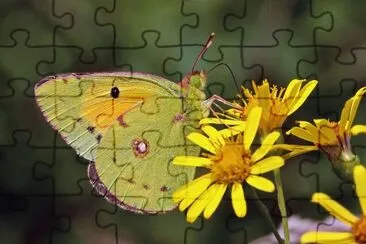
[89,83,205,213]
[34,72,179,161]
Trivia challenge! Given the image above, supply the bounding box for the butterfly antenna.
[191,32,216,72]
[208,62,240,93]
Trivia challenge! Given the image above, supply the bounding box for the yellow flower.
[201,78,317,135]
[172,107,285,223]
[286,87,366,161]
[301,165,366,244]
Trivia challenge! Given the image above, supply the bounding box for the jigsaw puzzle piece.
[96,0,196,47]
[50,180,131,244]
[112,32,181,79]
[0,196,59,244]
[225,0,332,46]
[312,1,366,63]
[48,0,115,63]
[0,79,63,146]
[37,48,130,76]
[226,196,277,243]
[299,47,366,98]
[181,0,243,58]
[0,0,71,46]
[98,206,195,244]
[0,31,53,81]
[242,31,317,82]
[0,131,56,195]
[33,146,87,195]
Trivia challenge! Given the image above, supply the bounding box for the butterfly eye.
[110,87,120,98]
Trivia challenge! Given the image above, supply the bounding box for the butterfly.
[34,33,221,214]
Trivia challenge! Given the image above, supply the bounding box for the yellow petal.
[254,81,271,122]
[173,156,212,167]
[354,165,366,214]
[231,183,247,217]
[313,119,338,144]
[311,193,358,226]
[200,118,245,125]
[201,126,225,147]
[298,121,320,138]
[251,131,280,162]
[219,124,246,138]
[250,156,284,174]
[339,99,352,134]
[187,132,216,154]
[246,175,275,192]
[203,184,227,219]
[348,87,366,129]
[243,107,262,150]
[286,127,316,143]
[301,231,356,244]
[282,79,303,101]
[186,184,218,223]
[173,174,212,203]
[287,80,317,115]
[272,144,318,160]
[351,124,366,135]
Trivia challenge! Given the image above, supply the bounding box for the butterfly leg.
[201,94,241,115]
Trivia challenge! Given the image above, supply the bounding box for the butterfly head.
[179,33,214,92]
[180,70,207,91]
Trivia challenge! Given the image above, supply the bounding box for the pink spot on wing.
[131,138,149,158]
[173,113,186,123]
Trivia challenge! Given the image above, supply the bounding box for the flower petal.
[187,132,216,154]
[272,144,318,160]
[231,183,247,217]
[354,165,366,214]
[251,131,280,162]
[301,231,356,244]
[200,118,245,125]
[286,127,316,143]
[250,156,284,174]
[243,107,262,150]
[246,175,275,192]
[173,156,212,167]
[219,123,246,138]
[203,184,227,219]
[313,119,338,144]
[348,87,366,129]
[201,126,225,147]
[282,79,303,101]
[186,184,219,223]
[298,121,320,137]
[311,193,358,226]
[351,125,366,135]
[173,174,212,203]
[339,99,353,134]
[287,80,317,115]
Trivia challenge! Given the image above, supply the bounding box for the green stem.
[273,168,290,244]
[249,187,284,244]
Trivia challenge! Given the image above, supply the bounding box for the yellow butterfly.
[35,33,220,214]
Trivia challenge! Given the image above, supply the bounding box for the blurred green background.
[1,0,366,243]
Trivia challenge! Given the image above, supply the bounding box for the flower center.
[207,143,252,184]
[352,215,366,243]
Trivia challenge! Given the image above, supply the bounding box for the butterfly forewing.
[34,72,177,161]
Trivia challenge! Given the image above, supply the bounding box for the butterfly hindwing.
[90,95,202,213]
